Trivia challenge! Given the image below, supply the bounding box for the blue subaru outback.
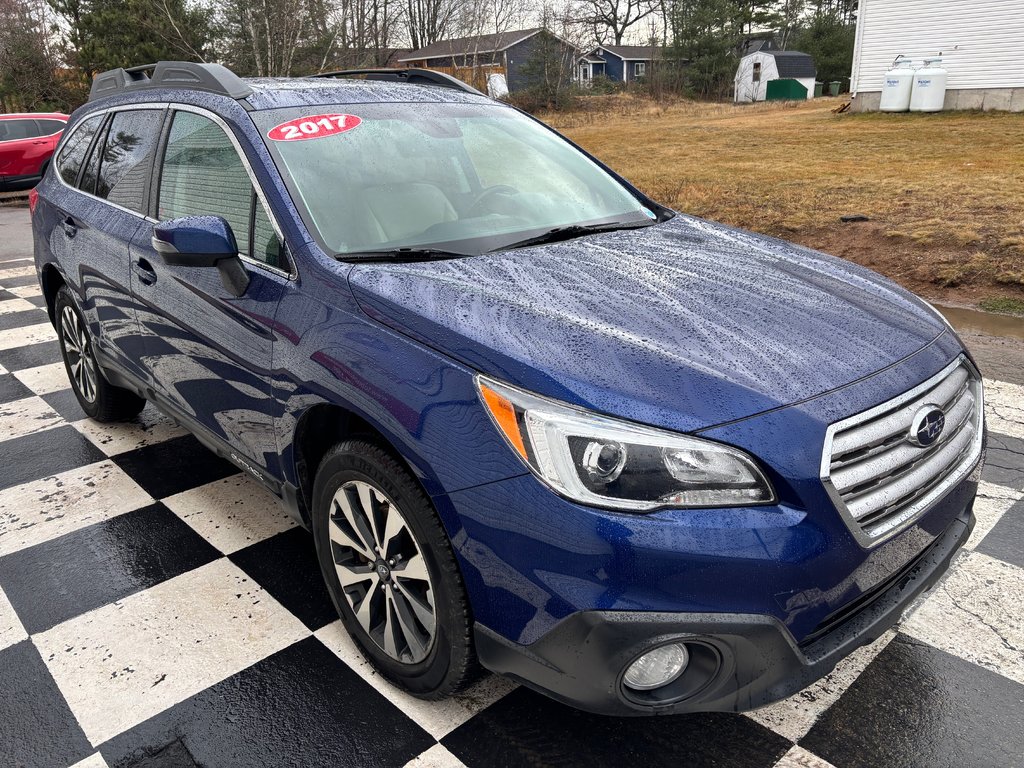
[30,62,984,715]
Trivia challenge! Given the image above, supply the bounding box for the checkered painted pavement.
[1,241,1023,768]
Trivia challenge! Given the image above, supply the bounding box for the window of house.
[55,115,103,186]
[158,110,283,269]
[753,62,762,82]
[634,62,646,78]
[94,109,163,213]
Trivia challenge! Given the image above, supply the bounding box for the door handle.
[62,216,78,238]
[133,258,157,286]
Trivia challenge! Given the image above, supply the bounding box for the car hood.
[348,215,947,434]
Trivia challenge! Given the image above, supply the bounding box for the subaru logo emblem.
[910,406,945,447]
[376,563,390,579]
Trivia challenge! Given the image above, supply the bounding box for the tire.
[54,286,146,422]
[312,439,478,698]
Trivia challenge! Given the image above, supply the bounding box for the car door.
[58,108,166,377]
[0,118,41,184]
[130,106,291,478]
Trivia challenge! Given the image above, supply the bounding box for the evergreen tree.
[49,0,212,78]
[668,0,741,100]
[790,1,856,88]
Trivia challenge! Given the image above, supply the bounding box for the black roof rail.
[89,61,253,102]
[308,68,485,96]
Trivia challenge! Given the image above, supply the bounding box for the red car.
[0,112,69,191]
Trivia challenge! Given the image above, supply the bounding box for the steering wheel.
[469,184,520,215]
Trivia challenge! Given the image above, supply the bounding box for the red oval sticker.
[267,114,361,142]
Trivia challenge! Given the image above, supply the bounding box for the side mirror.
[151,216,250,297]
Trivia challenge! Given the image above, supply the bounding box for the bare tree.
[404,0,460,49]
[776,0,805,48]
[572,0,660,46]
[0,0,77,110]
[219,0,309,75]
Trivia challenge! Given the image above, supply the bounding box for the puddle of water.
[933,303,1024,342]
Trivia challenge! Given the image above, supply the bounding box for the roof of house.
[767,50,816,78]
[741,36,778,56]
[597,45,658,61]
[398,28,543,62]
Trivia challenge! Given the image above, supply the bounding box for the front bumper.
[475,501,974,716]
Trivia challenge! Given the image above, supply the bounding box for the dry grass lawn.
[544,96,1024,309]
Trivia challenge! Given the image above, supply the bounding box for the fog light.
[622,643,689,691]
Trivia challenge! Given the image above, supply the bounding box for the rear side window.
[79,119,107,195]
[36,119,66,136]
[158,111,282,268]
[55,115,103,186]
[95,109,163,213]
[0,119,39,142]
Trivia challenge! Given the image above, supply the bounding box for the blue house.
[578,45,658,84]
[399,28,579,92]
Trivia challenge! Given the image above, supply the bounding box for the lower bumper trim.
[475,502,974,716]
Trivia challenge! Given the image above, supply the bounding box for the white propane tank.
[879,56,915,112]
[910,57,948,112]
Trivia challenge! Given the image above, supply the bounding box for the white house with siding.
[851,0,1024,112]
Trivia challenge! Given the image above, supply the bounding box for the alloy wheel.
[60,304,98,403]
[328,480,436,664]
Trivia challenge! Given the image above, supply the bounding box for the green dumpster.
[814,81,824,97]
[829,80,841,96]
[766,79,809,101]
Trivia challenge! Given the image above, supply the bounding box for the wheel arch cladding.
[40,263,66,325]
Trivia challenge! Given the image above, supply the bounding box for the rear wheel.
[312,439,477,697]
[55,286,146,422]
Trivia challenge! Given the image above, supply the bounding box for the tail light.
[28,188,38,216]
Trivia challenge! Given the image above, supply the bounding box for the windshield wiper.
[497,219,656,252]
[338,247,474,263]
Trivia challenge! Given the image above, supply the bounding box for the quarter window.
[35,119,66,136]
[158,111,282,268]
[95,109,163,213]
[55,115,103,186]
[79,118,106,195]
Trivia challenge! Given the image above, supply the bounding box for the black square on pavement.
[976,497,1024,569]
[0,424,107,492]
[98,636,435,768]
[0,339,62,372]
[113,434,239,498]
[0,272,39,289]
[0,307,45,332]
[229,527,338,631]
[0,640,93,768]
[0,372,33,404]
[0,502,221,634]
[801,634,1024,768]
[41,387,85,422]
[442,686,792,768]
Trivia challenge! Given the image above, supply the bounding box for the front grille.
[821,357,984,544]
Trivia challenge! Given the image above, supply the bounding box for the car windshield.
[254,102,657,257]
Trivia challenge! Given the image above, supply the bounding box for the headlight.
[477,376,775,512]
